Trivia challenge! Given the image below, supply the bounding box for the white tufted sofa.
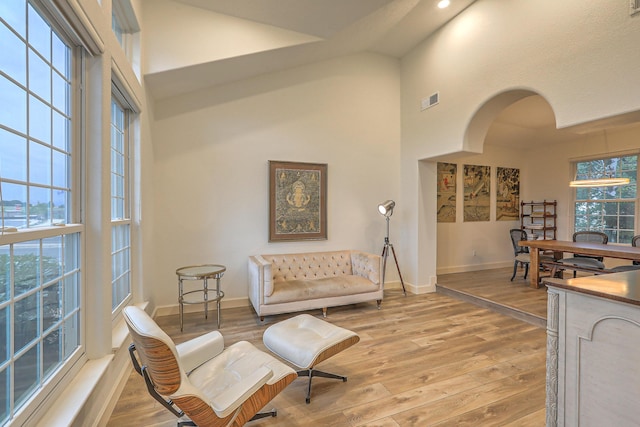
[248,250,383,320]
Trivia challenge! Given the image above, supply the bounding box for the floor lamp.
[378,200,406,296]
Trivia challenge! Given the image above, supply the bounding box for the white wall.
[435,144,525,274]
[148,53,401,309]
[400,0,640,289]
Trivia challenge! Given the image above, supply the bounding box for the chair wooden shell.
[123,306,297,427]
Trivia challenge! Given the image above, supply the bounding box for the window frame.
[111,0,139,60]
[0,1,86,423]
[572,152,639,244]
[110,91,132,315]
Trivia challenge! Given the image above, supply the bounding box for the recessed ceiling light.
[438,0,450,8]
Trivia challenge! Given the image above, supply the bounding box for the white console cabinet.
[545,272,640,427]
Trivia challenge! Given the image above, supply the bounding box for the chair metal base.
[251,409,277,420]
[297,368,347,404]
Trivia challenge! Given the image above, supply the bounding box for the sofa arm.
[248,255,274,300]
[351,251,383,287]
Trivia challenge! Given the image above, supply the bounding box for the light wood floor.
[108,268,547,426]
[436,267,548,327]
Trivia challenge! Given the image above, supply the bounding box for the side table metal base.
[176,264,226,332]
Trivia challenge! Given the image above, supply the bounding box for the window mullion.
[573,155,638,243]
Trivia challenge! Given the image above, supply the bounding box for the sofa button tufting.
[250,250,381,319]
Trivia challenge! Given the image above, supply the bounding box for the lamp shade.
[569,177,630,187]
[378,200,395,217]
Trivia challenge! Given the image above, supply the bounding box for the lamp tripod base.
[381,239,406,296]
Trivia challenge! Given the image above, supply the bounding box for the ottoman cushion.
[263,314,359,369]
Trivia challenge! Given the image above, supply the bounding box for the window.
[111,9,124,47]
[0,1,81,423]
[111,0,140,61]
[110,97,131,312]
[574,155,638,243]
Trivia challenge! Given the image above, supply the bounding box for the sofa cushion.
[263,251,354,283]
[264,275,378,305]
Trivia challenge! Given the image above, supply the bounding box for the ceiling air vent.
[420,92,440,111]
[632,0,640,16]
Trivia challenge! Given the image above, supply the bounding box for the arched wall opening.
[426,89,640,277]
[463,89,542,154]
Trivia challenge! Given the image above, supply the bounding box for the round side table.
[176,264,226,331]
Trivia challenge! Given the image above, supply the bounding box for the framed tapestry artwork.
[269,161,327,242]
[496,167,520,221]
[463,164,490,222]
[437,162,457,222]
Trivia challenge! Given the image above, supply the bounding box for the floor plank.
[107,268,547,426]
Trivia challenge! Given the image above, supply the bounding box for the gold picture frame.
[269,161,327,242]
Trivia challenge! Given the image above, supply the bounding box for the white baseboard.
[386,280,436,295]
[154,296,250,317]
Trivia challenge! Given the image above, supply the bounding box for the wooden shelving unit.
[521,200,557,240]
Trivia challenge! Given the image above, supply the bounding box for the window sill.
[34,301,149,426]
[34,354,113,427]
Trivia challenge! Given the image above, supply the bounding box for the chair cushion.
[610,264,640,273]
[558,257,605,269]
[187,340,295,389]
[186,341,296,417]
[175,331,224,374]
[515,254,554,263]
[263,314,358,369]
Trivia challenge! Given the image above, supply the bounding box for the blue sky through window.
[1,2,71,227]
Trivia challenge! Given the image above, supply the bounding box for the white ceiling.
[173,0,395,40]
[147,0,478,100]
[172,0,477,57]
[152,1,587,147]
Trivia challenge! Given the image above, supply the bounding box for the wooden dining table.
[519,239,640,288]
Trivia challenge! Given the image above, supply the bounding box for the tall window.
[111,0,139,61]
[0,2,81,423]
[110,97,130,312]
[111,9,124,47]
[574,155,638,243]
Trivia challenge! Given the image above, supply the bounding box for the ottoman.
[263,314,360,403]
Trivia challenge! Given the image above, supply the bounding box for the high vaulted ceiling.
[145,0,477,100]
[172,0,476,58]
[146,0,593,147]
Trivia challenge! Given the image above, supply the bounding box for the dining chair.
[509,229,530,281]
[509,229,554,281]
[556,231,608,277]
[610,235,640,272]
